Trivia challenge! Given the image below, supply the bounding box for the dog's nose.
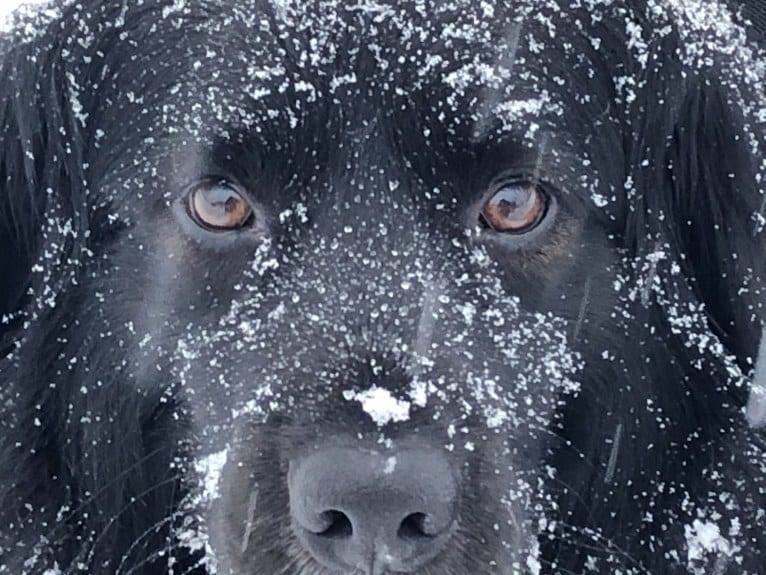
[288,446,458,574]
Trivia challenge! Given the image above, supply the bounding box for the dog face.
[1,1,766,574]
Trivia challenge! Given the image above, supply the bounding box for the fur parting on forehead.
[745,328,766,428]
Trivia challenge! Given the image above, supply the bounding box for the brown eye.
[187,180,253,231]
[480,181,547,233]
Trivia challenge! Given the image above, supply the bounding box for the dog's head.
[1,1,766,574]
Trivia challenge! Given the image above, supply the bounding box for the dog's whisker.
[241,487,260,555]
[603,423,623,484]
[531,133,550,183]
[573,275,591,342]
[410,278,444,377]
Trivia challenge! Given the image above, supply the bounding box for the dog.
[1,1,766,573]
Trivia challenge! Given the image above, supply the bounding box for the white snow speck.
[343,386,411,426]
[0,0,55,34]
[194,448,228,502]
[685,519,734,573]
[526,540,542,575]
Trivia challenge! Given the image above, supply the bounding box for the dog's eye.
[480,181,547,233]
[186,180,254,231]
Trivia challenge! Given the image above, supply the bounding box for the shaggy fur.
[1,1,766,574]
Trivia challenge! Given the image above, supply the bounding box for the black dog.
[2,1,766,574]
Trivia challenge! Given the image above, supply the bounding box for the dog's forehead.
[82,0,760,154]
[19,0,761,217]
[94,0,572,145]
[179,3,525,130]
[221,1,518,77]
[82,1,581,199]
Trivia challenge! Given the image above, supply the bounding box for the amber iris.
[188,180,253,230]
[480,182,546,233]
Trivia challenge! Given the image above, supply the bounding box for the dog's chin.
[215,528,532,575]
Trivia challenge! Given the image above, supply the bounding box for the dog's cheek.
[94,224,252,387]
[483,216,616,314]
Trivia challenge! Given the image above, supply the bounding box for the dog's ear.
[628,57,766,400]
[0,33,88,339]
[669,76,764,360]
[0,43,35,321]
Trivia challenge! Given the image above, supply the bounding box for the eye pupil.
[480,182,546,233]
[224,195,242,213]
[188,180,253,230]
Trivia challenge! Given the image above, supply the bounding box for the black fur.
[1,1,766,574]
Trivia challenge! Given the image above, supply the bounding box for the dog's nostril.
[289,446,458,572]
[397,512,435,539]
[317,510,353,538]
